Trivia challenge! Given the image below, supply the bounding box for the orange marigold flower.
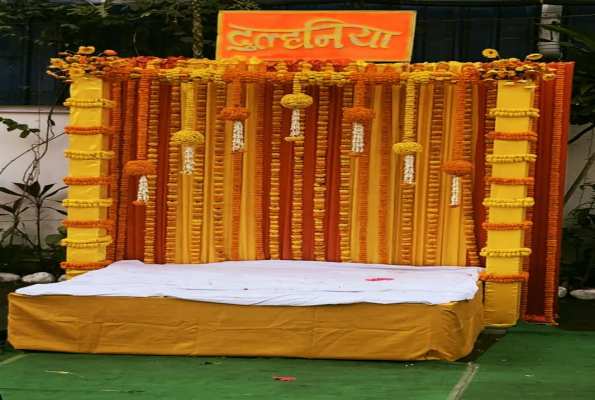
[103,49,117,56]
[69,68,85,77]
[525,53,543,61]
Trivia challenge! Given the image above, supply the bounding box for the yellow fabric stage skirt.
[8,285,484,361]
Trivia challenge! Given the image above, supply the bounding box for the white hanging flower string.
[182,146,195,174]
[450,176,460,207]
[289,109,301,138]
[351,122,364,153]
[232,120,245,152]
[404,154,415,184]
[137,175,149,202]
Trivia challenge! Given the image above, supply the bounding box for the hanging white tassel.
[404,154,415,184]
[450,176,460,207]
[289,109,301,137]
[351,122,364,153]
[137,175,149,202]
[182,146,194,174]
[232,120,245,152]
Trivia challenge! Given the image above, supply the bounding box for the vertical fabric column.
[61,76,114,279]
[482,81,536,326]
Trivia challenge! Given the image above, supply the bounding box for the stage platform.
[8,261,485,361]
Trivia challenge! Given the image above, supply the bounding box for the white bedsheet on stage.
[17,260,484,306]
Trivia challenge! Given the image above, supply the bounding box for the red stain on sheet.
[273,377,297,381]
[366,278,395,281]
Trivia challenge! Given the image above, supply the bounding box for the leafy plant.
[0,181,66,276]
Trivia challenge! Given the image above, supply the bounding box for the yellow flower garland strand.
[339,83,354,262]
[488,108,540,118]
[254,73,266,260]
[268,67,286,260]
[143,76,161,263]
[191,82,207,263]
[63,150,115,160]
[393,76,422,184]
[480,247,532,257]
[62,236,113,248]
[62,198,114,208]
[486,154,537,163]
[212,82,227,262]
[483,197,535,208]
[313,83,330,261]
[290,94,306,260]
[63,98,116,108]
[424,81,444,265]
[484,85,498,224]
[165,83,181,263]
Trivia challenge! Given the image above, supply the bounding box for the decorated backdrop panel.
[54,55,572,325]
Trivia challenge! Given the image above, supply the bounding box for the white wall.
[0,106,69,242]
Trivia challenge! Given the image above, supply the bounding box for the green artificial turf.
[462,323,595,400]
[0,353,467,400]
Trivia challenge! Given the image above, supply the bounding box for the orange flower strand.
[487,131,538,141]
[219,105,250,121]
[64,125,115,135]
[124,160,157,176]
[61,260,112,271]
[62,220,114,229]
[485,177,535,185]
[482,221,533,230]
[63,176,114,186]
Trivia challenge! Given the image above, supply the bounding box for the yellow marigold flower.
[49,58,66,68]
[525,53,543,61]
[482,48,499,59]
[69,68,85,77]
[77,46,96,55]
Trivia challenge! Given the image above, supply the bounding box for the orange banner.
[217,11,416,61]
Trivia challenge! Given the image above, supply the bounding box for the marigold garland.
[282,65,313,142]
[144,74,161,263]
[63,150,115,160]
[542,62,566,324]
[394,76,422,185]
[424,81,445,265]
[63,176,114,186]
[106,82,122,261]
[64,125,115,135]
[344,78,376,155]
[483,197,535,208]
[486,154,537,163]
[63,98,116,108]
[377,83,391,264]
[165,83,182,263]
[220,77,250,152]
[62,198,114,208]
[254,76,266,260]
[487,108,540,118]
[482,221,533,230]
[480,272,529,283]
[172,81,205,174]
[357,81,372,263]
[268,78,284,260]
[484,85,498,222]
[484,177,534,185]
[190,82,207,263]
[487,131,538,141]
[115,79,136,260]
[61,236,113,248]
[60,260,112,271]
[123,160,157,176]
[313,82,330,261]
[212,82,227,262]
[62,220,113,229]
[339,82,354,262]
[479,247,532,257]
